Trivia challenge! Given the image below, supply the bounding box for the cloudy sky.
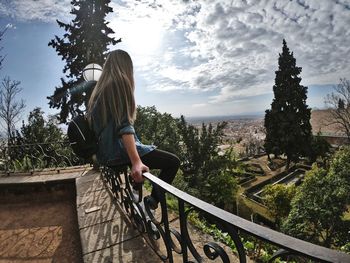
[0,0,349,119]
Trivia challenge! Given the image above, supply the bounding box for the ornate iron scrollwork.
[203,242,229,262]
[1,141,86,173]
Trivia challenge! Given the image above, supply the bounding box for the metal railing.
[101,165,350,263]
[0,141,84,174]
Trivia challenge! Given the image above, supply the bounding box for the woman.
[87,49,180,209]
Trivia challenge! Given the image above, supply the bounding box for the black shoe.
[145,195,159,210]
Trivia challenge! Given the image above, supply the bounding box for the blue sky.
[0,0,349,123]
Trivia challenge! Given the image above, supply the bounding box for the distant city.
[186,109,341,157]
[186,113,264,125]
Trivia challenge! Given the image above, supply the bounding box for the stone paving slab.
[79,214,140,255]
[76,187,109,207]
[77,190,120,229]
[77,176,105,196]
[83,236,162,263]
[76,170,105,195]
[77,203,120,230]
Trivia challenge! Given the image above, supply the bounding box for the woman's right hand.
[121,134,148,183]
[131,161,149,183]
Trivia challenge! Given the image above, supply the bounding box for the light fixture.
[82,63,102,82]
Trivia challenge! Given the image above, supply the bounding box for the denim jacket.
[90,104,156,166]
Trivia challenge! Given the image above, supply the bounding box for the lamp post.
[82,63,102,82]
[82,63,102,170]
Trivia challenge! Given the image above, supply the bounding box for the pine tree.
[47,0,120,123]
[264,39,312,168]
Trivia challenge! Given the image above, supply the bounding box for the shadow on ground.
[0,183,83,263]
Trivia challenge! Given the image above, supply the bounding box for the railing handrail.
[142,171,350,263]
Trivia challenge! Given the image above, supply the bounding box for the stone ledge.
[0,167,88,185]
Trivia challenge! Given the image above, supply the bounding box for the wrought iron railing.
[101,165,350,263]
[0,141,84,174]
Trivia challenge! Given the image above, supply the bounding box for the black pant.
[140,149,180,203]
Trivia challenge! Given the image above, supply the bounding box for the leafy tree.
[17,107,64,144]
[134,105,182,154]
[283,147,350,248]
[47,0,120,123]
[200,151,239,211]
[308,133,331,164]
[282,167,342,247]
[325,78,350,141]
[177,116,238,210]
[10,108,78,169]
[175,148,239,211]
[264,39,312,168]
[262,184,296,229]
[0,76,26,145]
[178,116,227,182]
[328,146,350,189]
[177,116,201,179]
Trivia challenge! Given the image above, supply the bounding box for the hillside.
[310,109,345,136]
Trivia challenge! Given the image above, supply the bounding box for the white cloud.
[0,0,71,22]
[192,103,207,108]
[159,66,192,83]
[155,0,350,105]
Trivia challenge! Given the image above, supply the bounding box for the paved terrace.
[0,167,243,263]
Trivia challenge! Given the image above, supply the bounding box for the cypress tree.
[47,0,120,123]
[264,39,312,168]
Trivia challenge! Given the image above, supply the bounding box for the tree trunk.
[7,125,11,147]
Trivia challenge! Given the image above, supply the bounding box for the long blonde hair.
[87,49,136,128]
